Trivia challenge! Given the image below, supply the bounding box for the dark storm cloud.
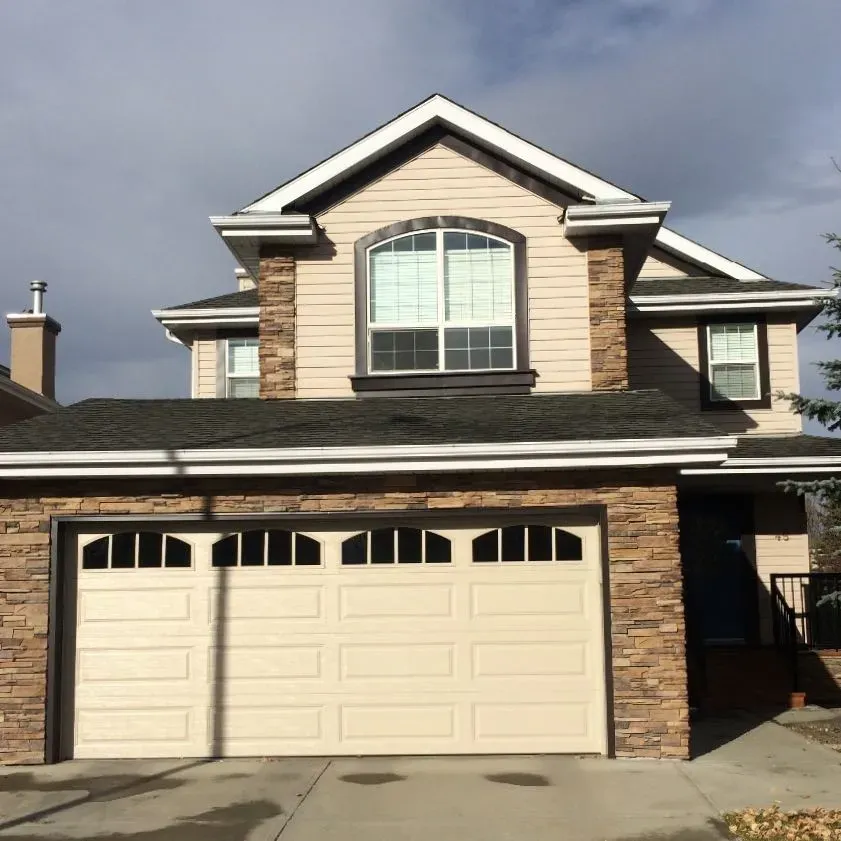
[0,0,839,425]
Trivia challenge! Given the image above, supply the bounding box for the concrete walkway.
[0,715,839,840]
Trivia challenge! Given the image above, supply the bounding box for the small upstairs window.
[700,319,770,409]
[226,338,259,398]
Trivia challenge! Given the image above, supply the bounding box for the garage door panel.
[79,587,195,625]
[211,585,324,621]
[473,702,590,739]
[339,583,454,620]
[70,521,607,758]
[78,646,192,683]
[216,705,324,742]
[212,644,323,680]
[340,642,455,680]
[76,708,193,746]
[341,703,457,741]
[471,641,588,678]
[470,580,588,618]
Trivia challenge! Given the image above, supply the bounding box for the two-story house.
[1,95,839,765]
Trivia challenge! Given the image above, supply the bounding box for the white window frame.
[706,322,761,402]
[365,228,516,374]
[225,338,259,398]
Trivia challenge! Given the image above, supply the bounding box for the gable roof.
[235,94,765,281]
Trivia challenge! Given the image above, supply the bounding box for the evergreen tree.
[784,230,841,497]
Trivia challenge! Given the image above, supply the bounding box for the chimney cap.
[30,280,47,293]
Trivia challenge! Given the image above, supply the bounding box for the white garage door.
[67,519,607,758]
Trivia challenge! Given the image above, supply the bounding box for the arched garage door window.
[211,529,322,567]
[82,532,192,570]
[342,527,451,565]
[472,525,583,563]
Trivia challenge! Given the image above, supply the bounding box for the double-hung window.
[226,338,259,398]
[367,229,516,373]
[706,323,761,402]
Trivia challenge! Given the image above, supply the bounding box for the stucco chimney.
[6,281,61,399]
[235,267,256,291]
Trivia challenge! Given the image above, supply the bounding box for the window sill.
[350,369,536,397]
[701,396,772,411]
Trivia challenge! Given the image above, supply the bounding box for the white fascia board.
[153,307,259,320]
[682,466,841,475]
[726,456,841,467]
[630,300,825,314]
[654,229,765,281]
[0,451,732,479]
[565,216,663,237]
[241,95,635,215]
[0,436,735,478]
[209,214,313,228]
[152,308,259,331]
[631,288,833,305]
[0,436,736,465]
[565,201,671,219]
[235,94,765,282]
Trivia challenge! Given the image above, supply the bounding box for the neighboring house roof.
[229,94,768,281]
[0,390,737,478]
[0,366,58,415]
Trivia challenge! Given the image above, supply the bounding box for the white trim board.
[235,94,765,281]
[0,435,736,479]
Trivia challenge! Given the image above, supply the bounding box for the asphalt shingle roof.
[0,390,725,453]
[163,289,257,310]
[733,434,841,459]
[630,277,822,297]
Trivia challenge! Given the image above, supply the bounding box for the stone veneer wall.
[258,247,296,398]
[587,235,628,390]
[0,471,687,763]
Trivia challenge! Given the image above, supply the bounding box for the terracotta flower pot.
[789,691,807,709]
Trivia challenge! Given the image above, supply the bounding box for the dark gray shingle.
[630,277,823,298]
[162,289,258,310]
[0,390,725,453]
[733,434,841,459]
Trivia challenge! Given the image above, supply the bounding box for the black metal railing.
[771,573,841,650]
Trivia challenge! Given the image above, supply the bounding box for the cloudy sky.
[1,0,840,431]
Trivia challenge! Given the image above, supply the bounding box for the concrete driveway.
[1,715,840,841]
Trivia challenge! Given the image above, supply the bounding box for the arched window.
[342,527,451,565]
[353,218,529,387]
[211,529,322,567]
[472,526,583,563]
[81,532,192,570]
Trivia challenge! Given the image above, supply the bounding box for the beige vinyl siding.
[295,143,589,397]
[627,317,801,434]
[751,493,809,643]
[193,336,219,398]
[638,248,712,278]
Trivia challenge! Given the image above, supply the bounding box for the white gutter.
[682,455,841,475]
[153,307,259,330]
[0,435,736,479]
[631,288,834,305]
